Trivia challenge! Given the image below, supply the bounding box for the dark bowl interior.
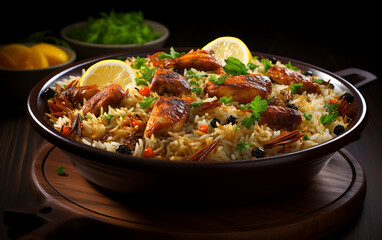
[27,48,368,205]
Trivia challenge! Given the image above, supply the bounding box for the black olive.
[303,70,314,76]
[227,115,237,125]
[342,92,354,103]
[210,118,221,128]
[116,144,132,154]
[333,125,345,135]
[251,148,265,158]
[41,88,56,99]
[286,104,298,110]
[268,57,277,64]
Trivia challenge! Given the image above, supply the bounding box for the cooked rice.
[46,56,349,161]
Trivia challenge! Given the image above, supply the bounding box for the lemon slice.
[32,43,68,66]
[202,36,252,65]
[80,59,136,90]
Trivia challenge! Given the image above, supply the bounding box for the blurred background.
[1,3,379,76]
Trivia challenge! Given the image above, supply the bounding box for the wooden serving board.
[21,143,366,239]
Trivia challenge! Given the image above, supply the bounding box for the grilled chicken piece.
[150,68,191,95]
[147,49,222,71]
[81,84,125,116]
[204,74,272,104]
[267,65,321,94]
[144,96,191,137]
[60,85,100,106]
[259,105,302,130]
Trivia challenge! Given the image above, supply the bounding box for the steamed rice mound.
[46,56,349,161]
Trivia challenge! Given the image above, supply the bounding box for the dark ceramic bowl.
[27,48,370,205]
[0,44,76,108]
[61,20,169,59]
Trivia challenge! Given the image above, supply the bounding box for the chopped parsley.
[285,61,298,71]
[289,83,303,94]
[247,62,258,70]
[191,101,203,107]
[102,113,114,121]
[157,47,185,59]
[303,134,309,140]
[261,58,274,73]
[320,102,340,125]
[303,112,313,121]
[219,96,232,104]
[132,56,146,69]
[134,59,156,86]
[191,87,202,94]
[208,74,227,85]
[57,165,67,176]
[240,95,268,128]
[324,103,340,113]
[187,70,207,80]
[320,111,338,125]
[139,97,158,108]
[223,57,249,76]
[236,141,252,151]
[313,78,325,84]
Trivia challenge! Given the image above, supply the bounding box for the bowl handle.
[3,200,90,240]
[334,68,377,89]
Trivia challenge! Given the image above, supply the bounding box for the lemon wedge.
[32,43,68,66]
[29,46,49,69]
[79,59,136,90]
[202,36,252,65]
[0,51,17,69]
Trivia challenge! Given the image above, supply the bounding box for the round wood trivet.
[29,143,366,239]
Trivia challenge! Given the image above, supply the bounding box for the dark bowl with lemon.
[0,43,76,108]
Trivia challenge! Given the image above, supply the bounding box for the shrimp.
[144,96,191,137]
[259,105,302,130]
[267,65,321,94]
[150,68,191,95]
[204,74,272,104]
[147,49,222,72]
[81,84,126,116]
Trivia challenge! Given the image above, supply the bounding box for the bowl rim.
[0,44,76,72]
[60,19,169,48]
[27,48,368,172]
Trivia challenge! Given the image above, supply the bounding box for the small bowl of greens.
[60,11,169,59]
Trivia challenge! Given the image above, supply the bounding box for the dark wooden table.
[1,4,381,239]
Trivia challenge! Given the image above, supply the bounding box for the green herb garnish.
[132,56,147,69]
[320,111,339,125]
[320,102,340,125]
[261,58,274,73]
[289,83,303,94]
[102,114,114,121]
[139,97,158,108]
[187,70,207,80]
[57,165,67,176]
[313,79,325,84]
[325,103,340,113]
[158,47,185,59]
[219,96,232,104]
[285,61,298,71]
[68,10,160,45]
[223,57,249,76]
[191,101,203,107]
[240,95,268,128]
[247,62,259,70]
[191,87,202,94]
[208,74,227,85]
[303,134,309,140]
[303,112,313,121]
[236,141,252,151]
